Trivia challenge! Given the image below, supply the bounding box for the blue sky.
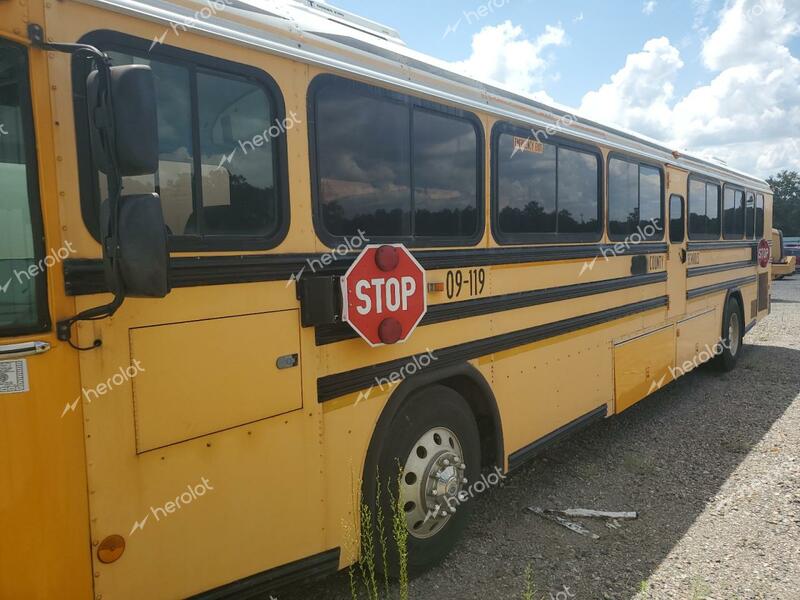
[333,0,800,177]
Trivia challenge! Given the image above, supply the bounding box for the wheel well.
[726,290,745,327]
[436,374,502,473]
[362,363,505,490]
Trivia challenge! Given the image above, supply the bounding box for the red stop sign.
[341,244,427,347]
[758,238,771,268]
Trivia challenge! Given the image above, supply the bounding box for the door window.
[0,41,48,335]
[669,194,685,243]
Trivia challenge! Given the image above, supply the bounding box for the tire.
[364,385,481,577]
[715,296,743,371]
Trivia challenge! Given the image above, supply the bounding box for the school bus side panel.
[0,4,93,599]
[42,3,331,598]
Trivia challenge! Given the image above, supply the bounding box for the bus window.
[756,194,765,238]
[745,192,756,239]
[557,147,600,234]
[497,136,557,234]
[0,41,48,335]
[669,194,684,243]
[495,128,600,242]
[688,178,720,239]
[413,109,479,237]
[77,45,287,250]
[723,186,745,239]
[312,77,481,244]
[608,157,663,240]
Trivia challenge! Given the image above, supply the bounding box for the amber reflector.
[97,535,126,564]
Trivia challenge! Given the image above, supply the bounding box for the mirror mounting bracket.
[29,24,124,350]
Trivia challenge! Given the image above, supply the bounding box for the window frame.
[756,193,766,239]
[606,152,665,243]
[490,121,604,245]
[72,30,291,252]
[0,39,51,337]
[669,194,685,244]
[307,73,485,248]
[687,174,722,241]
[744,190,756,240]
[722,183,746,240]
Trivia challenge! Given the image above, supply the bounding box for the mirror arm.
[29,24,129,349]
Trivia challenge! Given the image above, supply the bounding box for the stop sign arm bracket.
[296,275,342,328]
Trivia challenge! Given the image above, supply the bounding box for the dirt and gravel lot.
[287,275,800,600]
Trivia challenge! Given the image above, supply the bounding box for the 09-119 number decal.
[445,268,486,299]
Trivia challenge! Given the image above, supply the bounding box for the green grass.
[348,469,409,600]
[521,564,537,600]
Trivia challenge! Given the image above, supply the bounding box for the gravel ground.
[286,276,800,600]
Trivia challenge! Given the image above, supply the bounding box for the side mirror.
[88,64,169,298]
[87,64,159,176]
[101,195,170,298]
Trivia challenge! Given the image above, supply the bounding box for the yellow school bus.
[771,228,796,279]
[0,1,774,598]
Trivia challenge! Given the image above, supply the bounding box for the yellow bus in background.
[0,1,774,598]
[771,228,796,279]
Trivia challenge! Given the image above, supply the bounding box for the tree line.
[769,170,800,237]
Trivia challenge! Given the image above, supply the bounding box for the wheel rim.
[728,312,740,356]
[399,427,466,540]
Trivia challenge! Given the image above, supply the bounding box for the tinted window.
[0,41,48,334]
[608,158,663,240]
[608,159,637,238]
[413,109,478,237]
[313,78,480,243]
[688,179,721,239]
[81,47,286,249]
[745,192,756,239]
[316,87,411,237]
[496,132,599,239]
[723,186,745,239]
[497,136,556,234]
[669,194,684,243]
[196,70,281,237]
[558,147,599,233]
[756,194,765,238]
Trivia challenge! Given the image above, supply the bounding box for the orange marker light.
[427,282,445,293]
[97,535,126,564]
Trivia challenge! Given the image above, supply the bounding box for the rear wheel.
[364,385,481,576]
[716,297,743,371]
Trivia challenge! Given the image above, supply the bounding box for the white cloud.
[643,1,658,15]
[573,12,585,23]
[578,0,800,176]
[579,37,683,139]
[702,0,799,70]
[450,20,566,96]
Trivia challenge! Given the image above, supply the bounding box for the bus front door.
[0,37,93,600]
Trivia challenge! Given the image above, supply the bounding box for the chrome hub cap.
[399,427,466,539]
[728,312,740,356]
